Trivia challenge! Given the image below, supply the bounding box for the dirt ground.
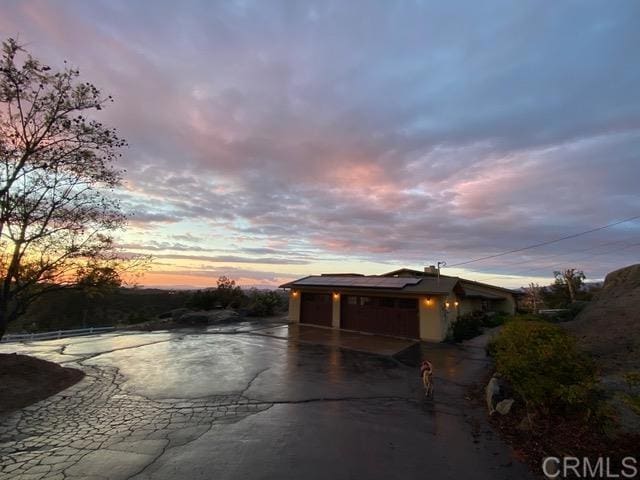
[0,353,84,413]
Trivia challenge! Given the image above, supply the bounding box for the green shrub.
[246,289,285,317]
[510,313,546,322]
[550,301,588,322]
[186,290,220,310]
[489,320,597,413]
[483,311,509,328]
[125,311,151,325]
[449,312,483,342]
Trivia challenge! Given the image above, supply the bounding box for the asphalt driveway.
[0,322,532,479]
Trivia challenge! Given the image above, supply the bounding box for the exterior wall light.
[292,290,299,298]
[445,301,450,308]
[454,301,459,307]
[424,297,432,306]
[333,292,340,300]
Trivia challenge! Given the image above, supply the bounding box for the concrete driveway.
[0,322,532,479]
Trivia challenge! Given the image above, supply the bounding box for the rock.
[563,264,640,436]
[564,263,640,374]
[486,376,500,414]
[495,398,514,415]
[175,309,240,325]
[208,309,240,324]
[170,308,192,320]
[517,414,536,432]
[178,312,210,324]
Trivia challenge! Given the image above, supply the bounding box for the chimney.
[425,265,437,275]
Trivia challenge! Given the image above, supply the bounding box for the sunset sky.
[2,0,638,289]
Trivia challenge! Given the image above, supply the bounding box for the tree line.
[521,268,599,313]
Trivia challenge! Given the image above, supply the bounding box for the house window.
[347,296,357,305]
[359,296,374,307]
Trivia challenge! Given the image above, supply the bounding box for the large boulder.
[207,309,240,324]
[564,264,640,435]
[170,308,192,320]
[176,309,240,325]
[178,311,210,325]
[565,264,640,373]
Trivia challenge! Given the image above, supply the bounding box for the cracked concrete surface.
[0,323,532,479]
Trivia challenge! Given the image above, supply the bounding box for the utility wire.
[471,241,640,283]
[448,215,640,268]
[469,237,633,275]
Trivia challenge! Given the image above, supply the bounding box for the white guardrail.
[1,326,116,343]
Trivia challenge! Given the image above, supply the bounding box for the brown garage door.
[300,293,332,327]
[341,296,419,338]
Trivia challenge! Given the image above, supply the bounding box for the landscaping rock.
[175,309,240,325]
[486,376,500,414]
[495,398,514,415]
[208,309,240,324]
[178,311,210,324]
[170,308,192,320]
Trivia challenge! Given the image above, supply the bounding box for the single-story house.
[279,266,517,342]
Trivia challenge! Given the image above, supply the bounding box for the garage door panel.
[341,296,419,339]
[301,293,332,327]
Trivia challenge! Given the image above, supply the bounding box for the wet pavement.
[258,323,417,356]
[0,322,532,479]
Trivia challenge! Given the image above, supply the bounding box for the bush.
[482,311,509,328]
[549,301,588,322]
[489,320,597,413]
[246,289,285,317]
[125,311,151,325]
[510,313,546,322]
[449,312,483,342]
[186,290,221,310]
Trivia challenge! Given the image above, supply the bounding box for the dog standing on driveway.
[420,360,434,398]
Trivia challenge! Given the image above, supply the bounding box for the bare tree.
[0,38,142,338]
[553,268,586,304]
[523,282,543,313]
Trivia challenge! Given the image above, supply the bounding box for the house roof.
[382,267,519,295]
[381,268,427,277]
[460,286,505,300]
[280,267,518,298]
[279,274,457,295]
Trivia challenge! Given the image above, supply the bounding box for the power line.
[470,241,640,283]
[469,237,629,272]
[448,215,640,268]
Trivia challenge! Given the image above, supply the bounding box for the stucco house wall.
[288,291,301,323]
[419,295,447,341]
